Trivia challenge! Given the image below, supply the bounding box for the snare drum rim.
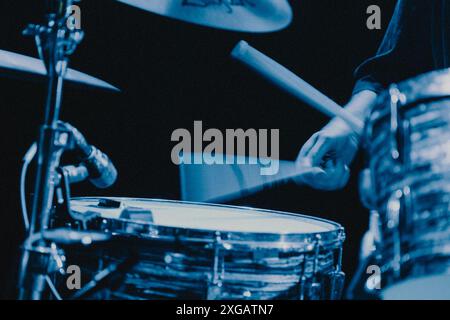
[71,197,346,251]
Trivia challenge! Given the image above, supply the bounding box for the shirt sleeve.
[353,0,435,95]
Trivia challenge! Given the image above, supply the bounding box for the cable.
[20,142,37,231]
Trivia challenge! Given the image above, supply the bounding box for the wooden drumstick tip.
[231,40,249,59]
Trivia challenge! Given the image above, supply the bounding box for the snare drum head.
[72,197,337,233]
[71,198,344,245]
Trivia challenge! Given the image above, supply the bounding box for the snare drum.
[365,69,450,299]
[59,198,345,300]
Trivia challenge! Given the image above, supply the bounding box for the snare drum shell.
[59,198,346,300]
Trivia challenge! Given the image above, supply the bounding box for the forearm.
[324,90,378,136]
[345,90,378,120]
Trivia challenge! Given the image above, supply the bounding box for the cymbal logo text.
[182,0,255,13]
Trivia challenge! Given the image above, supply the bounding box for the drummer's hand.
[294,119,360,190]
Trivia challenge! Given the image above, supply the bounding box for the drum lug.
[312,235,321,274]
[207,282,223,300]
[386,189,403,277]
[308,235,327,300]
[328,245,345,300]
[328,270,345,300]
[309,281,322,300]
[297,276,306,300]
[207,232,225,300]
[388,85,406,162]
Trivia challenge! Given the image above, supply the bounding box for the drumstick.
[231,41,364,133]
[179,153,313,203]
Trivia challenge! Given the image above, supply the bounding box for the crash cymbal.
[0,49,119,91]
[116,0,292,33]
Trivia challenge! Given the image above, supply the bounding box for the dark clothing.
[353,0,450,94]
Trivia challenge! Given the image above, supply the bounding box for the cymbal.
[116,0,292,33]
[0,49,119,91]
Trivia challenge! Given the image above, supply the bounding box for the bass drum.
[61,197,346,300]
[365,69,450,299]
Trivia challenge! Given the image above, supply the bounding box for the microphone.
[61,164,89,185]
[62,122,118,189]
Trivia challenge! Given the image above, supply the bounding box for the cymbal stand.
[18,0,84,300]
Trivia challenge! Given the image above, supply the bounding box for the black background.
[0,0,395,299]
